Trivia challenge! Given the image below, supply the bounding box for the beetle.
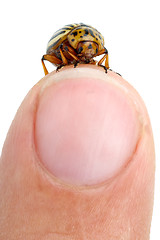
[41,23,109,75]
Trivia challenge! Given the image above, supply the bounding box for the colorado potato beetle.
[41,23,109,75]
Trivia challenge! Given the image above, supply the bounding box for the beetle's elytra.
[41,23,109,75]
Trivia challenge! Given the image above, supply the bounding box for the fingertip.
[0,65,155,239]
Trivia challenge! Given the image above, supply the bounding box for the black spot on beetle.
[96,48,98,54]
[79,31,82,33]
[88,44,92,49]
[71,31,78,37]
[96,38,98,41]
[77,46,83,54]
[71,39,75,42]
[84,29,89,36]
[80,35,83,38]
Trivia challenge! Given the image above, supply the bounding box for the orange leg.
[59,49,68,65]
[63,46,79,61]
[96,48,108,56]
[67,50,79,61]
[41,58,49,75]
[96,48,109,70]
[41,54,62,75]
[98,53,109,69]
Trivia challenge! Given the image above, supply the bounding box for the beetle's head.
[77,41,98,61]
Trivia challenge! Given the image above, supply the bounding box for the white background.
[0,0,159,238]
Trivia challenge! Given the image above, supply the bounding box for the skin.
[0,65,155,240]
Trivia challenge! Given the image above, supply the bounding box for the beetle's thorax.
[76,41,98,61]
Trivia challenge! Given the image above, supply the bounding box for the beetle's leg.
[97,49,121,76]
[63,45,77,55]
[109,68,122,76]
[41,58,49,75]
[99,64,108,73]
[63,45,80,68]
[56,65,65,72]
[90,59,97,65]
[64,46,79,61]
[67,51,80,68]
[96,48,109,70]
[41,54,62,75]
[98,53,109,69]
[59,49,68,65]
[67,51,79,61]
[96,48,108,56]
[74,61,79,68]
